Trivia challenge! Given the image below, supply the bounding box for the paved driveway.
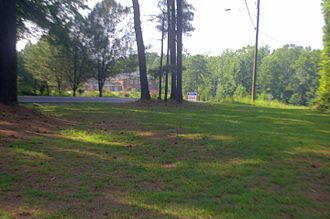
[18,96,137,103]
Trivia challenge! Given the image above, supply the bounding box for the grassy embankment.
[0,101,329,218]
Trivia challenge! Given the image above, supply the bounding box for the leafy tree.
[183,55,209,94]
[22,38,67,96]
[156,0,194,34]
[317,0,330,110]
[16,0,87,38]
[214,50,241,100]
[292,49,320,105]
[0,0,87,104]
[57,16,91,96]
[51,46,68,96]
[85,0,133,97]
[17,51,35,95]
[146,52,161,71]
[194,46,269,102]
[23,39,57,96]
[116,54,139,73]
[259,45,299,102]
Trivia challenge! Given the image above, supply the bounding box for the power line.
[243,0,256,29]
[260,32,282,44]
[225,5,283,46]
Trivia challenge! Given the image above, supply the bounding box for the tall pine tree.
[0,0,17,105]
[132,0,151,100]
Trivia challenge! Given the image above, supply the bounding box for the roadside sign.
[187,92,198,102]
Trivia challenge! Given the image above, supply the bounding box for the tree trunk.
[46,84,50,96]
[40,85,45,96]
[170,0,177,100]
[98,80,104,97]
[164,0,171,101]
[176,0,183,103]
[33,80,37,95]
[132,0,151,100]
[165,46,170,101]
[0,0,17,105]
[57,83,62,96]
[158,15,166,100]
[72,50,78,97]
[99,88,103,97]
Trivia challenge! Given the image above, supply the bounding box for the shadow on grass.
[1,102,329,218]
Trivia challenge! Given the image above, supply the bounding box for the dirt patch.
[92,118,143,132]
[269,184,282,193]
[124,99,205,109]
[304,177,330,204]
[161,163,177,169]
[305,190,329,202]
[0,104,74,142]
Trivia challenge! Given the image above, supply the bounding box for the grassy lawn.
[0,102,329,218]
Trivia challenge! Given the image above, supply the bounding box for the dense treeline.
[18,42,321,106]
[183,45,321,106]
[17,41,161,96]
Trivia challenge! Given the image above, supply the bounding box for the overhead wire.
[242,0,283,46]
[243,0,256,29]
[260,32,283,44]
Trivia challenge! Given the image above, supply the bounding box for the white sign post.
[187,92,198,102]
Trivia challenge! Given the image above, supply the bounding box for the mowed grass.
[0,102,329,218]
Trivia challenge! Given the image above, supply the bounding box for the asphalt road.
[18,96,137,103]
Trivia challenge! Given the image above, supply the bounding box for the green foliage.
[182,45,320,106]
[146,52,161,71]
[155,0,195,35]
[81,90,139,98]
[17,52,35,95]
[57,16,92,96]
[258,45,320,105]
[183,54,209,95]
[16,0,87,38]
[234,84,247,99]
[293,49,321,105]
[116,55,139,73]
[85,0,133,96]
[22,39,56,95]
[21,38,68,95]
[317,0,330,111]
[23,40,54,84]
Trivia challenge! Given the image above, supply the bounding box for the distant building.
[84,72,157,92]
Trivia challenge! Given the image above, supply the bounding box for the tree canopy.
[317,0,330,110]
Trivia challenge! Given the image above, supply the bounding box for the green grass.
[0,173,19,192]
[0,102,329,218]
[0,209,12,219]
[222,96,308,109]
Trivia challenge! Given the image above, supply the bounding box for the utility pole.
[251,0,261,101]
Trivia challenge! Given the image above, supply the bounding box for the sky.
[17,0,324,55]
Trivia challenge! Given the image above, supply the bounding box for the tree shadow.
[1,102,328,218]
